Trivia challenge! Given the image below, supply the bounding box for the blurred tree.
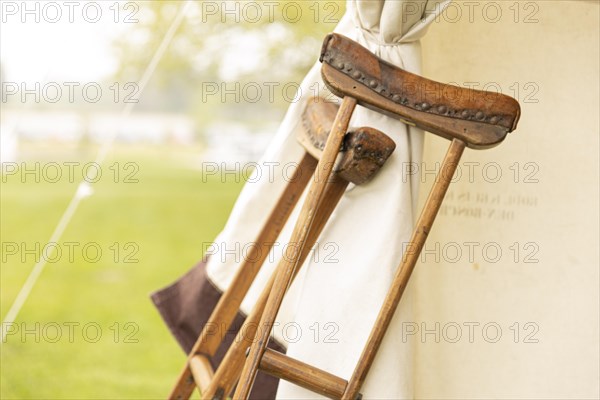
[111,0,345,129]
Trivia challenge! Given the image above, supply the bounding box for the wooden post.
[233,96,358,399]
[341,139,466,400]
[168,154,316,400]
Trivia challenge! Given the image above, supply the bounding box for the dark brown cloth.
[150,259,283,399]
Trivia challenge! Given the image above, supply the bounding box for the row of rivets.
[325,56,502,125]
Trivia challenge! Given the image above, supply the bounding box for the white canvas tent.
[154,1,599,398]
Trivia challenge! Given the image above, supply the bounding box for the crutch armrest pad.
[320,33,521,149]
[299,98,396,185]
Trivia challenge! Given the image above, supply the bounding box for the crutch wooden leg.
[341,139,465,400]
[234,96,358,399]
[168,153,317,400]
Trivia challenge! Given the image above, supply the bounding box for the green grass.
[1,145,244,399]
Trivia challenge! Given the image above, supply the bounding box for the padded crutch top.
[320,33,521,149]
[299,98,396,185]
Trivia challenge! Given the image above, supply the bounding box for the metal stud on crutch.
[233,33,521,400]
[168,97,396,399]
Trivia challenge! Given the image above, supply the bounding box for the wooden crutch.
[168,97,396,400]
[234,33,521,400]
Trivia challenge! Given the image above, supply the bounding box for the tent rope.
[1,0,193,343]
